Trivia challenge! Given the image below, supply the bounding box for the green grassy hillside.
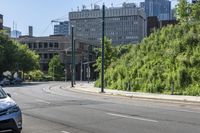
[103,23,200,96]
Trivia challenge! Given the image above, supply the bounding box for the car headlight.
[6,105,20,115]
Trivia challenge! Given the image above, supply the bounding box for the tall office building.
[141,0,171,20]
[29,26,33,36]
[11,30,22,38]
[0,14,3,30]
[69,3,146,46]
[54,21,70,36]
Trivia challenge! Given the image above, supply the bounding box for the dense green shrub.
[101,22,200,95]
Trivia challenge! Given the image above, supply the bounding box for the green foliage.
[102,22,200,95]
[176,0,190,22]
[17,44,40,73]
[48,55,64,80]
[0,31,39,75]
[28,70,44,81]
[176,0,200,23]
[94,37,118,72]
[94,37,132,87]
[190,2,200,21]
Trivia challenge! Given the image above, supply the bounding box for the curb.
[72,84,200,104]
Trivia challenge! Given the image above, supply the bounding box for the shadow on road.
[3,82,46,88]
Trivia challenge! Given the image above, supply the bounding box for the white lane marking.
[61,131,70,133]
[36,99,51,104]
[169,109,200,114]
[107,113,158,123]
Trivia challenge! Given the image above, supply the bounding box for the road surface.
[3,82,200,133]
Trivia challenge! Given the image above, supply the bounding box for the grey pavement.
[71,82,200,104]
[2,82,200,133]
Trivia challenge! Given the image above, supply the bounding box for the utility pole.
[101,4,105,93]
[71,26,74,87]
[73,39,76,85]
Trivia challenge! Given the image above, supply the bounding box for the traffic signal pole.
[101,4,105,93]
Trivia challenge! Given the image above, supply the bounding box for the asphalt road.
[3,82,200,133]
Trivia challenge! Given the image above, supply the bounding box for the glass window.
[54,43,59,48]
[44,43,48,48]
[39,42,43,48]
[33,43,37,48]
[28,43,32,48]
[44,54,48,59]
[49,53,53,59]
[49,43,53,48]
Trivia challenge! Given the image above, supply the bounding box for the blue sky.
[0,0,178,36]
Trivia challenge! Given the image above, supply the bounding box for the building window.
[33,43,37,48]
[44,43,48,48]
[44,54,48,59]
[28,43,32,49]
[39,42,43,48]
[54,43,59,48]
[49,53,53,59]
[49,43,53,48]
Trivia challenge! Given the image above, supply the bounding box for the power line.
[40,22,52,36]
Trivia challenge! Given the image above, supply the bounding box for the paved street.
[3,82,200,133]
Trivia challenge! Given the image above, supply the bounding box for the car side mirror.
[7,93,11,97]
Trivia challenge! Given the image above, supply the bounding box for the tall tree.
[17,44,40,74]
[48,55,64,80]
[94,37,117,72]
[190,1,200,21]
[0,31,40,76]
[0,31,18,74]
[176,0,190,22]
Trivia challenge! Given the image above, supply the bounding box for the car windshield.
[0,87,7,99]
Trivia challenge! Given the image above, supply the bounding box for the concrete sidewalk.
[72,82,200,103]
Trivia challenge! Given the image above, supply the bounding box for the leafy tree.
[94,37,117,72]
[0,31,18,74]
[0,31,40,77]
[190,1,200,21]
[17,44,40,74]
[176,0,190,22]
[48,55,64,80]
[28,70,44,81]
[176,0,200,23]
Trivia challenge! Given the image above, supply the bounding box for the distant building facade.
[29,26,33,36]
[11,30,22,38]
[141,0,171,20]
[18,35,99,81]
[18,35,70,72]
[69,3,146,46]
[0,14,3,30]
[54,21,70,36]
[147,16,178,36]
